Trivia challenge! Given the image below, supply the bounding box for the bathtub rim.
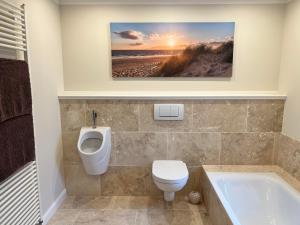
[206,172,300,225]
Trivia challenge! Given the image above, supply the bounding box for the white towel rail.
[0,0,27,57]
[0,162,42,225]
[0,1,42,225]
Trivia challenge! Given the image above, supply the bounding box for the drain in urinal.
[81,137,103,153]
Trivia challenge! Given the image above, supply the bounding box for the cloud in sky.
[148,33,160,40]
[129,42,143,46]
[113,30,144,40]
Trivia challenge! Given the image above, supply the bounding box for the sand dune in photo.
[160,40,234,77]
[112,40,234,78]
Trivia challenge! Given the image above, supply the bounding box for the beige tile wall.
[200,168,233,225]
[60,99,284,196]
[275,134,300,182]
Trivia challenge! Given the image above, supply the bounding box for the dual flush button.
[154,104,184,121]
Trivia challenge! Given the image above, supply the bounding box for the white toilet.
[152,160,189,201]
[77,127,111,175]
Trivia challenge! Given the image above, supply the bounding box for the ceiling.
[57,0,291,5]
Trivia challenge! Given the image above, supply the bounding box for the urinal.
[77,127,111,175]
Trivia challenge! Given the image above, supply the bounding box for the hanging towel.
[0,59,32,123]
[0,58,35,182]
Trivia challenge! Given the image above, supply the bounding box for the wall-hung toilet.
[152,160,189,201]
[77,127,111,175]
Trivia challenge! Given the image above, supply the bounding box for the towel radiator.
[0,162,42,225]
[0,0,27,60]
[0,0,43,224]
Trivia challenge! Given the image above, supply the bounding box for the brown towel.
[0,59,32,123]
[0,115,35,181]
[0,58,35,182]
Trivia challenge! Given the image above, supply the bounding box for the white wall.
[16,0,66,217]
[279,0,300,141]
[60,4,284,92]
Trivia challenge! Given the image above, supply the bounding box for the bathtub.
[207,172,300,225]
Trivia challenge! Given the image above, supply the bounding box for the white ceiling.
[58,0,291,5]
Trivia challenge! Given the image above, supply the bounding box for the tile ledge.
[58,91,287,100]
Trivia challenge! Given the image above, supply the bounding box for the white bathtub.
[207,172,300,225]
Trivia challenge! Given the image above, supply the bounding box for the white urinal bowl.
[77,127,111,175]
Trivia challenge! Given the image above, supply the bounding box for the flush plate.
[154,104,184,121]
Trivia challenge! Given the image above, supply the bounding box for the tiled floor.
[48,196,212,225]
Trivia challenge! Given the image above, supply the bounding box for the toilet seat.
[152,160,188,184]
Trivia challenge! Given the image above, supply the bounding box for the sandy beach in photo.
[112,55,170,78]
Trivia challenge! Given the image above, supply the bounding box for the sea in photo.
[110,22,235,78]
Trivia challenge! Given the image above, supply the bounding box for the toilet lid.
[152,160,188,184]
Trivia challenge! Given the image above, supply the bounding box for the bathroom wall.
[279,0,300,141]
[60,4,284,92]
[17,0,65,216]
[60,99,284,196]
[275,0,300,184]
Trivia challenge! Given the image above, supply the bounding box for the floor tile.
[74,209,137,225]
[50,196,212,225]
[48,209,80,225]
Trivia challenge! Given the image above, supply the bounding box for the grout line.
[191,103,194,131]
[272,133,277,165]
[218,133,222,164]
[245,100,249,132]
[166,132,169,160]
[137,103,141,133]
[134,210,138,225]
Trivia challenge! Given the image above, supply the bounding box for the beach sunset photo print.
[110,22,235,78]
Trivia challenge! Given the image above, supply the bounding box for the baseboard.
[42,189,67,224]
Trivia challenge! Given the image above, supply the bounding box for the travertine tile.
[48,209,80,225]
[168,133,221,166]
[64,163,101,196]
[60,196,96,209]
[62,131,81,162]
[52,196,212,225]
[166,197,206,212]
[74,209,136,225]
[139,101,193,132]
[101,166,151,196]
[86,100,113,128]
[60,102,86,133]
[112,101,139,131]
[276,134,300,181]
[192,100,247,132]
[221,133,274,165]
[136,209,204,225]
[200,169,233,225]
[86,100,139,131]
[111,196,167,210]
[178,167,202,196]
[208,187,233,225]
[247,100,284,132]
[113,132,167,166]
[60,196,115,210]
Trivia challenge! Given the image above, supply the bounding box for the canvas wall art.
[111,22,235,78]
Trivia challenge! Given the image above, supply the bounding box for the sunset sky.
[111,22,235,50]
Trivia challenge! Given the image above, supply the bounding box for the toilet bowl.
[77,127,111,175]
[152,160,189,201]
